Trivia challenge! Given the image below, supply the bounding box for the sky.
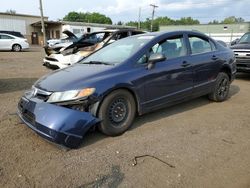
[1,0,250,24]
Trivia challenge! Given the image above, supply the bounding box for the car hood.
[34,63,115,92]
[230,43,250,50]
[62,30,78,39]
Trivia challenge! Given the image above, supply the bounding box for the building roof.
[61,21,136,29]
[31,20,137,29]
[31,20,62,27]
[0,12,48,19]
[160,22,250,34]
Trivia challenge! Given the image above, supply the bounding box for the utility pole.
[150,4,158,32]
[39,0,46,45]
[138,7,141,29]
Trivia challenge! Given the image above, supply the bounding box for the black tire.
[98,89,136,136]
[12,44,22,52]
[208,72,230,102]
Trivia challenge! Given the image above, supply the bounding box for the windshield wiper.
[83,61,114,65]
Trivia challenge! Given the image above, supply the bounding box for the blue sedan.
[18,31,236,148]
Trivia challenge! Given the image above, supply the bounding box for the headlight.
[59,47,66,52]
[47,88,95,103]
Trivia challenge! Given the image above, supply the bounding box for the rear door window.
[154,36,187,59]
[189,36,213,54]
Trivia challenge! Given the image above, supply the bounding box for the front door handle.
[182,61,191,67]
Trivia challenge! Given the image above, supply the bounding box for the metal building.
[0,12,136,45]
[0,12,49,44]
[160,23,250,43]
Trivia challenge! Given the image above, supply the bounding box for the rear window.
[0,31,24,38]
[0,35,14,39]
[79,32,111,44]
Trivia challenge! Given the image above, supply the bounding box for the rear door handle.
[181,61,191,67]
[212,55,218,61]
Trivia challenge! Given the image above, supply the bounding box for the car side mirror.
[147,53,166,70]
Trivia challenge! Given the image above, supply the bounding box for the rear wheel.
[208,72,230,102]
[12,44,22,52]
[98,89,136,136]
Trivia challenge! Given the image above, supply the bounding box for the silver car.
[0,33,29,52]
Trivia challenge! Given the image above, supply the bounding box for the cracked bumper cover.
[17,97,99,148]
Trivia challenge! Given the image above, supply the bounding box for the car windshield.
[77,32,111,44]
[80,35,154,65]
[239,33,250,44]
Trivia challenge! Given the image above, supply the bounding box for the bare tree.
[6,9,16,14]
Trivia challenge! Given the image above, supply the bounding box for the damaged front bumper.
[17,96,99,148]
[43,53,83,70]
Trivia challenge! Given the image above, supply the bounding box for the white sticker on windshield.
[138,36,155,40]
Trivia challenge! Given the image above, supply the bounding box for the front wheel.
[98,89,136,136]
[208,72,230,102]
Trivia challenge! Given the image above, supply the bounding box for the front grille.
[18,98,28,111]
[235,58,250,64]
[233,50,250,53]
[237,63,250,68]
[22,110,36,125]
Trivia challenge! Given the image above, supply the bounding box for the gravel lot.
[0,47,250,188]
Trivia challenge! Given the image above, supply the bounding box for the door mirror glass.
[147,53,166,69]
[148,53,166,63]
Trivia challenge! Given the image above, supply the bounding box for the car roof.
[131,30,210,40]
[0,33,16,37]
[0,30,24,38]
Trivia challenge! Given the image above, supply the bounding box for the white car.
[0,33,29,52]
[44,30,79,55]
[43,29,145,70]
[43,52,83,69]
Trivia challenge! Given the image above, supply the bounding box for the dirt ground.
[0,47,250,188]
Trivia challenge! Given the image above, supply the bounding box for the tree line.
[63,11,245,31]
[63,11,112,24]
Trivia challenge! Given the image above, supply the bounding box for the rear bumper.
[17,97,99,148]
[21,42,29,49]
